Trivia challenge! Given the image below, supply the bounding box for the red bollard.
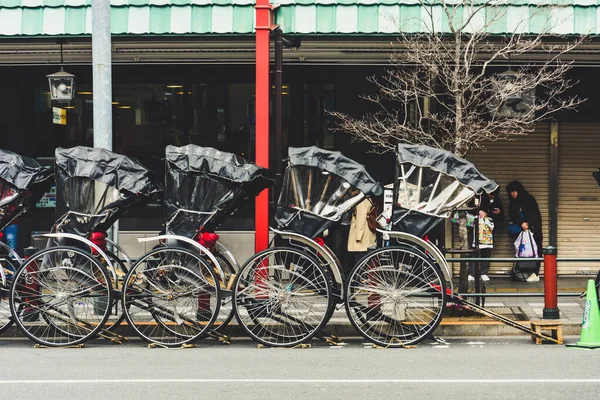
[543,246,560,319]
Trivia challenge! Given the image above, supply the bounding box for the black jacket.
[508,193,542,234]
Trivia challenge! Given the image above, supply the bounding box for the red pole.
[254,0,274,253]
[543,246,560,319]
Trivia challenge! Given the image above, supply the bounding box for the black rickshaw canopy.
[288,146,383,197]
[55,146,161,236]
[0,149,53,190]
[0,149,53,231]
[391,144,499,237]
[396,144,499,195]
[166,145,274,193]
[55,146,160,196]
[165,145,274,237]
[275,146,383,239]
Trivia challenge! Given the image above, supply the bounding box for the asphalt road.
[1,337,599,400]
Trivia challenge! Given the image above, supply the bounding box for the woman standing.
[506,180,543,282]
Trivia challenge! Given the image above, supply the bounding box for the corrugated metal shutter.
[557,123,600,276]
[451,123,550,275]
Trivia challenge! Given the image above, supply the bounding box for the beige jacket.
[348,198,377,252]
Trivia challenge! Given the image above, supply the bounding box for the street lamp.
[489,67,534,116]
[47,42,75,102]
[47,67,75,101]
[495,68,523,104]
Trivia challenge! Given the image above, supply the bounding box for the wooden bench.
[530,320,564,345]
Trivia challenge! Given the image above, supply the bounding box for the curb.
[0,321,582,341]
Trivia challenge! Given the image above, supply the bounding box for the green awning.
[0,1,256,35]
[277,1,600,35]
[0,0,598,36]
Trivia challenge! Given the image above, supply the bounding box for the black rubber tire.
[0,256,17,335]
[210,251,236,333]
[233,246,334,348]
[35,250,128,339]
[96,250,128,332]
[345,246,447,348]
[9,246,113,347]
[122,246,221,347]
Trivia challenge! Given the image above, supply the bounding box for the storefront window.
[36,82,335,163]
[275,83,335,151]
[32,81,334,230]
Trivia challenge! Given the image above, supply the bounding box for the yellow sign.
[52,107,67,125]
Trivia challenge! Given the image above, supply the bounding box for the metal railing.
[446,254,595,301]
[446,257,600,263]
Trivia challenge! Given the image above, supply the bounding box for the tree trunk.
[453,33,470,293]
[457,213,470,293]
[458,214,469,249]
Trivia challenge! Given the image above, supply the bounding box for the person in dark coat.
[469,188,504,281]
[506,180,543,282]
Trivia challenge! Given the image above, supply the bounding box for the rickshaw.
[233,146,383,347]
[9,146,161,347]
[233,144,517,348]
[346,144,563,347]
[121,145,273,347]
[345,144,499,347]
[0,150,53,335]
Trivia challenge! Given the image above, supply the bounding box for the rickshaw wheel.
[345,246,446,348]
[30,250,128,340]
[122,247,221,347]
[0,256,17,335]
[233,246,333,347]
[9,246,113,347]
[210,252,236,333]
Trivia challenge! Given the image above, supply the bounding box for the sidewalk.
[435,276,589,337]
[323,276,590,338]
[0,277,591,341]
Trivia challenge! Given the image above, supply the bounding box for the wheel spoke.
[122,247,221,347]
[346,247,446,347]
[234,247,332,347]
[10,247,113,347]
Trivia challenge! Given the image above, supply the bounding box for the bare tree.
[331,1,586,291]
[331,0,585,157]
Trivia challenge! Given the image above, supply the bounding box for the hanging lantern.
[495,69,524,104]
[47,67,75,101]
[489,68,534,117]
